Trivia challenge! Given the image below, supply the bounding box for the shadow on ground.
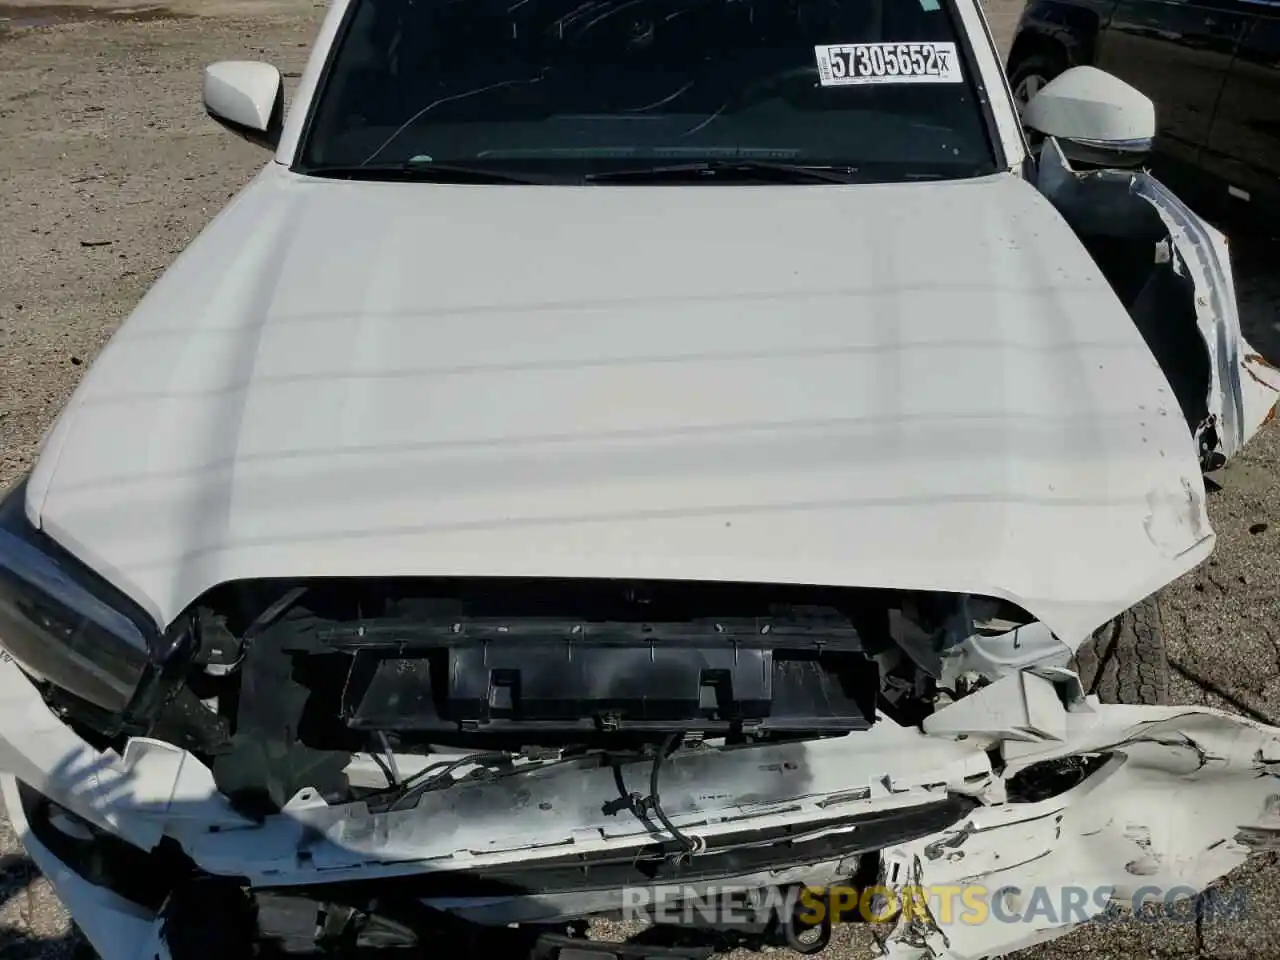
[1231,234,1280,367]
[0,853,86,958]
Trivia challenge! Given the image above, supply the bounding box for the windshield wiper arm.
[302,162,552,185]
[583,160,862,184]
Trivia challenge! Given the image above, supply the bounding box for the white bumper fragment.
[877,672,1280,958]
[2,652,1279,960]
[0,775,161,960]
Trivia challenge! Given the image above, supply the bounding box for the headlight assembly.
[0,477,158,723]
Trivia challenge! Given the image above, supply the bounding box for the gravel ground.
[1,2,1279,958]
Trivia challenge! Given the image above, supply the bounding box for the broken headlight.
[0,477,158,723]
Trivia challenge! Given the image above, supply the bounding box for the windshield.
[297,0,1000,182]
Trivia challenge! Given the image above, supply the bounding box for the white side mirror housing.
[1022,65,1155,167]
[203,61,284,150]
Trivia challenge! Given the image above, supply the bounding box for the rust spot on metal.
[1244,354,1280,393]
[1244,364,1280,393]
[1245,353,1279,371]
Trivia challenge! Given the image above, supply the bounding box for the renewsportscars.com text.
[621,884,1248,927]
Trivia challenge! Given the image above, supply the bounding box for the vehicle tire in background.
[1071,594,1170,705]
[1007,49,1067,113]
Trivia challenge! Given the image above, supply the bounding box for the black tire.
[1071,594,1170,705]
[1007,49,1068,111]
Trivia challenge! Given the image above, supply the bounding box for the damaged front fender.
[1131,175,1280,462]
[1035,138,1280,467]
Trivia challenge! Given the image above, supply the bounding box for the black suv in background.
[1007,0,1280,220]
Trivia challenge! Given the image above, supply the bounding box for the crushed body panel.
[5,652,1280,960]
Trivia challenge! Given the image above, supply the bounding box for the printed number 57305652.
[814,42,963,85]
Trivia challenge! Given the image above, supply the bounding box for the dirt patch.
[0,3,190,42]
[0,0,316,39]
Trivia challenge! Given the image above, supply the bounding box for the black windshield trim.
[302,162,560,184]
[581,159,865,184]
[948,1,1008,170]
[290,0,364,174]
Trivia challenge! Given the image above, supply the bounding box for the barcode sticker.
[814,42,964,85]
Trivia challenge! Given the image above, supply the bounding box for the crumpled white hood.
[26,168,1211,642]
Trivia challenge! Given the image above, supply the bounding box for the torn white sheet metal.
[0,651,252,850]
[0,654,986,884]
[5,656,1280,960]
[1243,351,1280,436]
[878,672,1280,959]
[1131,173,1280,459]
[937,621,1074,691]
[1037,138,1280,462]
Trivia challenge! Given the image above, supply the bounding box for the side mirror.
[203,61,284,150]
[1021,66,1155,168]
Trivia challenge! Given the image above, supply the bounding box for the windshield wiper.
[583,159,862,184]
[302,162,553,185]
